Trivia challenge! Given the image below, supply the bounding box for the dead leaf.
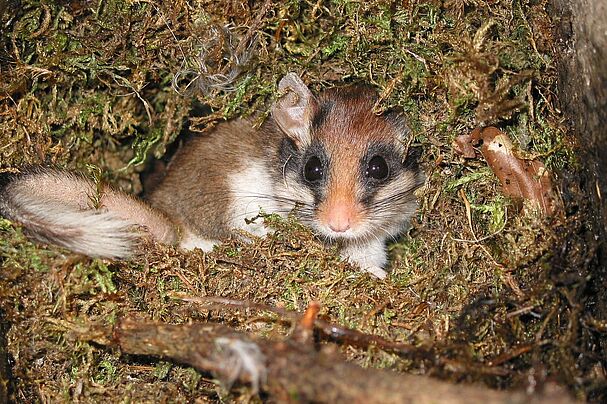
[455,127,559,216]
[453,133,476,158]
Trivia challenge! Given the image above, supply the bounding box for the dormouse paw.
[339,239,389,279]
[362,265,388,279]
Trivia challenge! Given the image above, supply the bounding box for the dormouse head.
[272,73,423,243]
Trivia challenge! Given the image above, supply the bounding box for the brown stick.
[110,319,572,404]
[176,294,435,360]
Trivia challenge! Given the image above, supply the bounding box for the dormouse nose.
[318,171,361,234]
[322,199,360,233]
[327,205,352,232]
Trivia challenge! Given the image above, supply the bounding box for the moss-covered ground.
[1,0,605,402]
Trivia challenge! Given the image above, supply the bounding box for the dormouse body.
[0,74,424,278]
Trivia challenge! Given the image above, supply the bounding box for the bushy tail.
[0,168,178,259]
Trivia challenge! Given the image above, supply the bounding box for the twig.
[173,294,434,360]
[104,319,573,403]
[294,301,320,343]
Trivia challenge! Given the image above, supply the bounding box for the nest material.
[0,0,604,402]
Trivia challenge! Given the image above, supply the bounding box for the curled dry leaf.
[453,133,477,158]
[454,127,559,216]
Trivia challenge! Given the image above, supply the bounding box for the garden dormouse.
[0,73,424,278]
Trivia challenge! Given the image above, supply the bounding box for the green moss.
[153,362,172,380]
[71,261,117,294]
[322,34,348,58]
[445,168,493,193]
[469,196,507,234]
[223,76,253,117]
[94,360,118,385]
[0,223,51,273]
[127,127,162,167]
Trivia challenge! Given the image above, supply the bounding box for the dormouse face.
[272,74,423,243]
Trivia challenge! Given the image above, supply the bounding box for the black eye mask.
[357,143,416,206]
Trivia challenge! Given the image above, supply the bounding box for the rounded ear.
[271,73,315,146]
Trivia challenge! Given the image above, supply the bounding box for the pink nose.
[326,209,352,233]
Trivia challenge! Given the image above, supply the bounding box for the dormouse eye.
[304,156,324,182]
[366,155,389,180]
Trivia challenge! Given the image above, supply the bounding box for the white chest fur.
[227,160,282,236]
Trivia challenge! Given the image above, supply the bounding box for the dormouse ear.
[271,73,315,146]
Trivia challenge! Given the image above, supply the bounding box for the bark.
[552,0,607,231]
[551,0,607,363]
[111,319,572,404]
[0,315,11,403]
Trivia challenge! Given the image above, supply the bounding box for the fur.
[0,168,176,259]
